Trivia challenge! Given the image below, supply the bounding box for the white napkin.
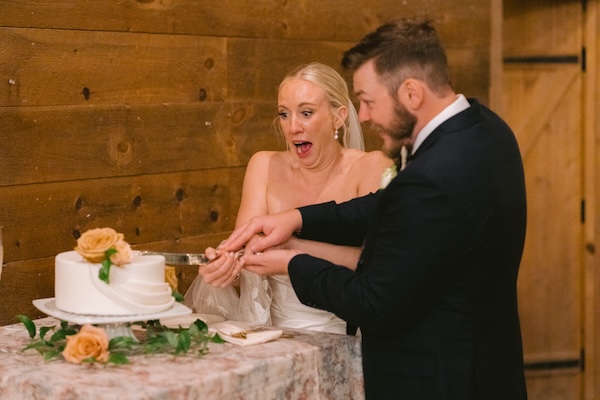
[211,321,282,347]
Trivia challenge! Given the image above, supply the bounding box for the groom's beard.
[374,101,417,161]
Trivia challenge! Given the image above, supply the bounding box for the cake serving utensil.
[140,250,244,266]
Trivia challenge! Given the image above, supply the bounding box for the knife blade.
[139,251,210,266]
[139,250,244,266]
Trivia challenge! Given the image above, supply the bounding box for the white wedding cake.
[54,228,174,316]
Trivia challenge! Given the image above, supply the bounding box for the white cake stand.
[33,298,192,340]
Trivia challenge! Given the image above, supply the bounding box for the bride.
[186,62,392,334]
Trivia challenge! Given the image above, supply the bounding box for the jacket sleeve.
[297,191,379,247]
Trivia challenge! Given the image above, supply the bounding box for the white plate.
[33,297,191,325]
[160,313,225,328]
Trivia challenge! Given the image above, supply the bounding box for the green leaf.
[50,329,73,343]
[192,319,208,332]
[98,248,119,284]
[22,341,49,352]
[109,336,137,350]
[17,315,36,339]
[172,291,184,302]
[99,257,111,284]
[163,331,179,348]
[43,349,62,361]
[176,330,191,354]
[39,326,53,340]
[187,324,199,336]
[211,333,225,343]
[108,352,130,365]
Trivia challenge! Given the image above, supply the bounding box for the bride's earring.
[334,127,339,140]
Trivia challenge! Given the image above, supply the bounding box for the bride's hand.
[199,247,244,288]
[242,249,301,276]
[244,233,296,252]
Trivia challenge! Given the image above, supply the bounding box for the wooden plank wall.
[0,0,490,326]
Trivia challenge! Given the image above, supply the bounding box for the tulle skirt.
[183,270,272,325]
[184,271,346,334]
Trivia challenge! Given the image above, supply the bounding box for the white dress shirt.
[411,94,470,155]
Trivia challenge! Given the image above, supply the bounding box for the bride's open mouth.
[293,142,312,155]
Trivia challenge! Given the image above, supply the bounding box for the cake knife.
[139,250,244,266]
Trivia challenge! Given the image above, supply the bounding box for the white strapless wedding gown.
[269,274,346,334]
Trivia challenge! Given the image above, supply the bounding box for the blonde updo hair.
[276,62,365,151]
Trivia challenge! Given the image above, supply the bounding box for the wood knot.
[133,195,142,207]
[231,106,248,125]
[586,243,596,254]
[117,141,131,154]
[199,88,208,101]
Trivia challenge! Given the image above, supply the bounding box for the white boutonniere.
[380,165,397,189]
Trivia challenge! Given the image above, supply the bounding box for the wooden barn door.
[501,0,587,399]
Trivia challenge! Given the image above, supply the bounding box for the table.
[0,318,364,399]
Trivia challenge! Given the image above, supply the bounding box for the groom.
[208,18,528,400]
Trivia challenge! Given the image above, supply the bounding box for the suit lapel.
[410,98,483,162]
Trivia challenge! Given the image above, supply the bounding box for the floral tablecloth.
[0,318,364,399]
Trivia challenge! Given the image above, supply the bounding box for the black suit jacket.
[289,99,527,400]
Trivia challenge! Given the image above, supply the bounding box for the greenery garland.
[18,315,223,365]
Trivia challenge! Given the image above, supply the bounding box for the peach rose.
[62,324,110,364]
[110,240,133,266]
[75,228,124,263]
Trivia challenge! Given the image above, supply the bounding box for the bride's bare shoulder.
[346,149,392,170]
[247,150,279,169]
[246,151,295,181]
[345,150,393,194]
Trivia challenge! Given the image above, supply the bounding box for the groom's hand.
[221,209,303,254]
[242,249,301,276]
